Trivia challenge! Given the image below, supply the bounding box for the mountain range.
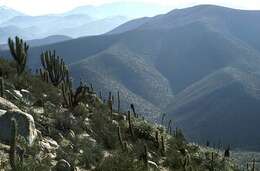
[0,2,172,44]
[2,5,260,150]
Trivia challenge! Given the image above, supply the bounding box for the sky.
[0,0,260,16]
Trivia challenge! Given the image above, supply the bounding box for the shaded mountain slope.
[166,67,260,150]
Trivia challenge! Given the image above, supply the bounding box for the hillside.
[0,51,241,170]
[166,67,260,150]
[2,5,260,149]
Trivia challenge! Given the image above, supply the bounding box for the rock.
[112,112,126,121]
[14,90,23,98]
[112,120,119,126]
[40,137,59,151]
[0,97,19,110]
[54,159,71,171]
[0,109,37,145]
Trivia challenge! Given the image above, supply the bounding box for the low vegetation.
[0,37,242,170]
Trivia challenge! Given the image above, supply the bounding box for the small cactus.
[0,77,4,97]
[62,77,88,109]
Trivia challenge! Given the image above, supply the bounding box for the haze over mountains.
[2,4,260,150]
[0,2,172,44]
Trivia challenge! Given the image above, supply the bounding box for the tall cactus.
[0,77,4,97]
[155,131,160,149]
[8,36,29,75]
[117,126,124,150]
[9,118,18,170]
[161,135,166,156]
[167,120,172,134]
[161,113,166,126]
[108,92,113,115]
[127,111,134,137]
[143,145,149,168]
[130,104,137,118]
[41,50,68,86]
[117,91,120,113]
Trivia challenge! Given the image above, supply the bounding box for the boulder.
[0,109,37,145]
[0,97,19,111]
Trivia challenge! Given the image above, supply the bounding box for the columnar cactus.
[39,68,49,83]
[107,92,113,115]
[117,126,124,150]
[155,131,160,149]
[62,76,88,109]
[210,152,214,171]
[9,118,18,170]
[127,111,134,137]
[99,91,102,100]
[143,145,149,168]
[161,113,166,126]
[252,159,256,171]
[130,104,137,118]
[224,145,230,157]
[8,36,29,75]
[117,91,120,113]
[167,120,172,134]
[181,156,190,171]
[41,50,68,86]
[161,135,166,156]
[0,77,4,97]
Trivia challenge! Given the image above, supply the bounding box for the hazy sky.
[0,0,260,16]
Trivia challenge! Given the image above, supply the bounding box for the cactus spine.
[0,77,4,97]
[8,37,29,76]
[41,50,68,86]
[9,118,18,170]
[127,111,134,137]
